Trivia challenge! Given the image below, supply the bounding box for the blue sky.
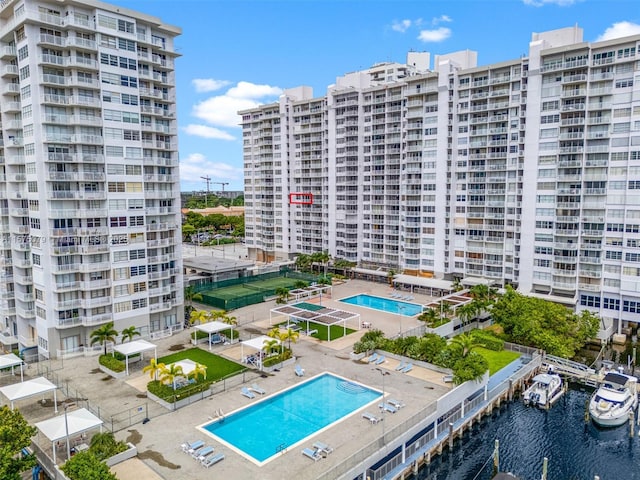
[110,0,640,192]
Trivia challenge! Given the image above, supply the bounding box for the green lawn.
[157,347,245,381]
[476,347,521,375]
[277,321,355,342]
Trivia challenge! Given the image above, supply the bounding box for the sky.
[109,0,640,192]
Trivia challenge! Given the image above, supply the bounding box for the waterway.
[412,387,640,480]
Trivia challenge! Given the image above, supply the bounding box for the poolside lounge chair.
[302,447,322,462]
[374,355,386,365]
[181,440,202,453]
[401,363,413,374]
[202,452,225,468]
[395,361,406,371]
[362,411,381,424]
[295,364,305,377]
[193,445,214,460]
[185,440,205,454]
[250,383,266,395]
[388,398,405,409]
[378,402,398,414]
[210,334,224,345]
[442,374,454,383]
[241,387,256,399]
[312,441,334,455]
[367,353,379,363]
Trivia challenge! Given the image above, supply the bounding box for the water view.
[413,388,640,480]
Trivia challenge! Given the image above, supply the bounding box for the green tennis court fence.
[192,269,318,294]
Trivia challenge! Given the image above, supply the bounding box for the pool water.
[340,294,423,316]
[200,373,380,464]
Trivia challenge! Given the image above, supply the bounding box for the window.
[129,216,144,226]
[129,249,145,260]
[113,251,128,262]
[615,79,633,88]
[113,267,129,281]
[19,65,29,80]
[118,38,136,51]
[580,295,600,308]
[120,76,137,88]
[108,182,125,193]
[130,265,146,276]
[118,20,134,33]
[114,284,128,297]
[106,146,123,157]
[100,53,118,66]
[123,129,140,141]
[101,72,120,85]
[132,298,147,310]
[603,298,620,310]
[121,94,138,105]
[100,34,117,48]
[132,282,146,293]
[119,57,136,70]
[32,253,41,266]
[18,45,28,60]
[110,216,126,227]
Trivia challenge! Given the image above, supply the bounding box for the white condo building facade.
[242,26,640,334]
[0,0,183,358]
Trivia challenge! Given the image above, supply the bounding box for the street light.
[374,368,390,446]
[63,402,76,460]
[398,305,404,338]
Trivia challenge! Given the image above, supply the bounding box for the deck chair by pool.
[378,402,398,414]
[250,383,266,395]
[185,440,205,455]
[193,445,213,460]
[295,364,305,377]
[181,440,203,453]
[202,452,225,468]
[374,355,386,365]
[401,363,413,373]
[367,352,379,363]
[362,411,381,424]
[302,447,322,462]
[388,398,405,409]
[241,387,255,399]
[312,441,334,455]
[395,360,407,371]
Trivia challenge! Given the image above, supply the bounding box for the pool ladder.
[276,442,287,454]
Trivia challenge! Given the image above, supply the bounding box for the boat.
[522,373,564,408]
[589,372,639,427]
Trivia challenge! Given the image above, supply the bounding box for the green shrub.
[470,330,504,351]
[89,432,128,461]
[61,451,117,480]
[99,355,125,373]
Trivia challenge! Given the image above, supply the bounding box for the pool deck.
[8,280,451,480]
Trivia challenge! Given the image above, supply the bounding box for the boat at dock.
[589,371,639,427]
[522,373,564,408]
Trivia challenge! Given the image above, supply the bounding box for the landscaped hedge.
[99,354,125,373]
[470,330,504,351]
[262,349,292,367]
[147,379,210,401]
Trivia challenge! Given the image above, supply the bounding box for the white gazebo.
[269,303,361,341]
[241,335,280,371]
[0,352,25,382]
[0,376,58,412]
[35,407,103,463]
[194,321,233,350]
[113,339,157,375]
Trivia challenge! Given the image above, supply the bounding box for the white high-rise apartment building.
[243,26,640,333]
[0,0,183,358]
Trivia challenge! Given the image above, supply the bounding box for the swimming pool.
[340,294,423,316]
[199,373,380,464]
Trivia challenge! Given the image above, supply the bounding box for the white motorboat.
[589,372,639,427]
[523,373,564,408]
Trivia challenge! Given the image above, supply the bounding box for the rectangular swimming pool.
[199,373,381,464]
[340,294,423,316]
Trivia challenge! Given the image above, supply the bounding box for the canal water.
[412,387,640,480]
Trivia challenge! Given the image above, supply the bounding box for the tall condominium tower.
[242,26,640,334]
[0,0,183,358]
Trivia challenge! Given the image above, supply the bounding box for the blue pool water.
[201,373,380,464]
[340,294,423,316]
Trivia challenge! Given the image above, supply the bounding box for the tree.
[387,269,396,287]
[262,338,279,356]
[275,287,291,305]
[189,309,210,326]
[294,280,308,289]
[0,406,37,480]
[294,254,312,272]
[159,363,184,390]
[219,311,237,339]
[142,358,165,381]
[90,322,118,355]
[181,223,196,242]
[281,327,300,351]
[184,286,203,320]
[418,307,439,327]
[188,363,207,381]
[88,432,126,462]
[451,277,463,292]
[456,302,480,326]
[61,451,118,480]
[452,352,488,385]
[120,326,140,343]
[449,333,484,358]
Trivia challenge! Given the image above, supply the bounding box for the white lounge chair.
[250,383,266,395]
[401,363,413,373]
[388,398,405,409]
[312,441,334,455]
[362,411,381,424]
[181,439,202,453]
[241,387,255,399]
[378,402,398,414]
[374,355,386,365]
[302,447,322,462]
[395,361,407,371]
[185,440,205,455]
[367,353,379,363]
[202,452,225,468]
[193,445,213,460]
[295,364,305,377]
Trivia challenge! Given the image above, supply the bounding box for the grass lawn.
[157,347,245,381]
[278,321,355,341]
[476,347,521,375]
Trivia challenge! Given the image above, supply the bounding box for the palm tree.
[267,327,281,340]
[89,432,120,461]
[450,333,483,358]
[188,363,207,381]
[220,311,237,339]
[439,301,453,319]
[143,358,165,381]
[159,363,184,390]
[184,285,203,308]
[451,278,463,292]
[282,327,300,351]
[455,303,479,326]
[418,308,440,327]
[275,287,291,305]
[262,338,279,356]
[295,254,312,272]
[90,322,118,355]
[120,326,141,343]
[317,250,330,277]
[189,309,210,326]
[294,280,308,289]
[387,269,396,287]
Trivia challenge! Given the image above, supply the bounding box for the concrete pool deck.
[8,280,452,480]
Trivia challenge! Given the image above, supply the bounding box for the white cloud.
[192,78,231,93]
[183,124,235,141]
[596,21,640,42]
[523,0,577,6]
[418,27,451,43]
[432,15,452,25]
[392,19,412,33]
[179,153,244,185]
[192,81,282,128]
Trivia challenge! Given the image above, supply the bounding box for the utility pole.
[201,175,211,207]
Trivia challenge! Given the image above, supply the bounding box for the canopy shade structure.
[194,321,233,351]
[241,335,280,371]
[0,376,58,412]
[286,284,332,302]
[461,276,497,287]
[113,339,157,376]
[393,274,453,295]
[35,408,103,463]
[270,302,361,340]
[0,352,24,381]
